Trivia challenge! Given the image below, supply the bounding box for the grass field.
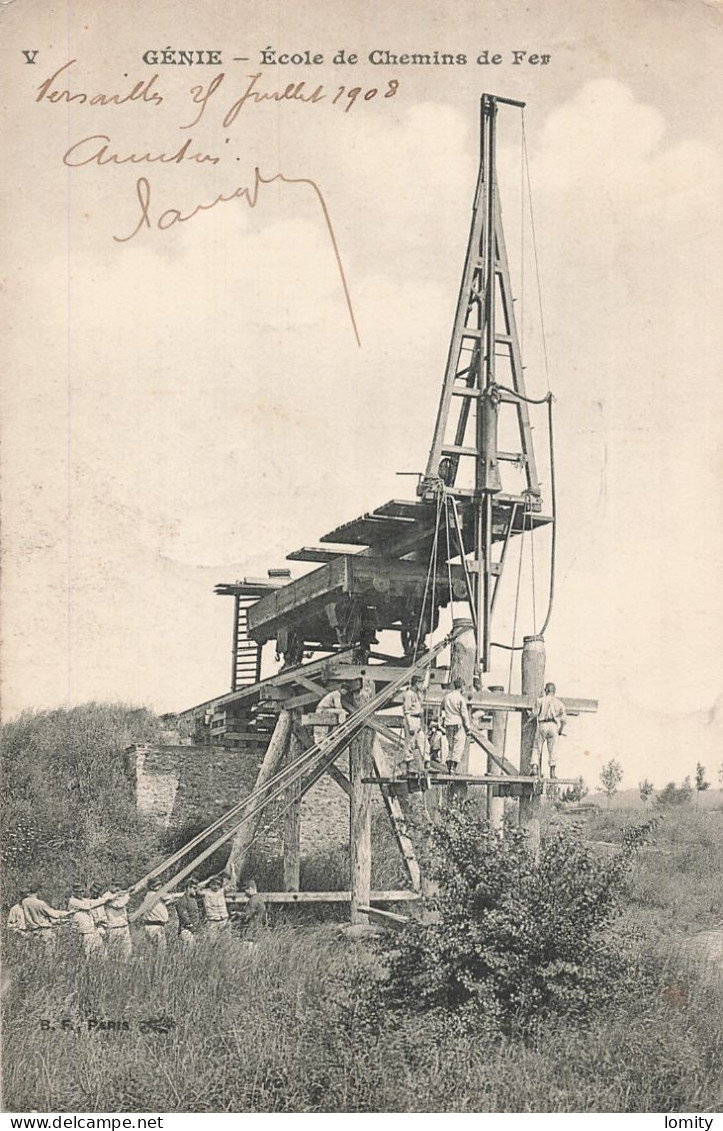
[3,806,722,1114]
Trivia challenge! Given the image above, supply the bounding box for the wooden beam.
[357,905,409,931]
[225,890,420,904]
[372,741,421,891]
[283,729,303,892]
[326,760,352,798]
[226,709,292,884]
[350,682,374,924]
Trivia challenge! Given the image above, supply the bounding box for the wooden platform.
[225,889,420,905]
[364,774,578,786]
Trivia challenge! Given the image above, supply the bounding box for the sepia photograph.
[1,0,722,1117]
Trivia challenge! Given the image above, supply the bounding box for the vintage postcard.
[1,0,722,1118]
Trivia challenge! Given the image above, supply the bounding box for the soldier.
[441,678,472,774]
[402,675,428,777]
[175,881,202,947]
[7,890,29,938]
[313,686,349,746]
[199,875,231,937]
[67,883,114,958]
[21,885,70,943]
[104,880,133,961]
[237,880,266,935]
[532,681,567,778]
[89,882,109,945]
[137,877,181,954]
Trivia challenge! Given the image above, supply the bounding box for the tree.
[600,759,624,807]
[656,779,693,808]
[638,779,654,808]
[694,762,710,807]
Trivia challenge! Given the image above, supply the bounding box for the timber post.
[283,724,303,891]
[487,685,505,832]
[519,635,545,855]
[349,679,374,924]
[227,708,293,884]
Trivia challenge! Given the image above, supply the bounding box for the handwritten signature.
[113,172,360,348]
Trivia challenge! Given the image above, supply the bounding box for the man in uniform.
[313,686,349,746]
[137,877,181,954]
[441,678,472,774]
[176,880,202,947]
[67,883,115,958]
[532,681,567,778]
[22,885,70,944]
[199,874,231,938]
[402,675,428,777]
[237,880,266,936]
[89,881,109,948]
[7,890,29,938]
[105,879,133,961]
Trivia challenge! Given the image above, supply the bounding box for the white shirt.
[402,688,423,719]
[442,689,471,729]
[8,904,27,933]
[202,888,229,921]
[106,892,131,929]
[138,891,171,925]
[22,895,66,930]
[317,690,344,713]
[535,694,567,728]
[68,895,108,935]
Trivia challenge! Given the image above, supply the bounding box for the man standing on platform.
[442,678,472,774]
[532,681,567,778]
[402,675,428,776]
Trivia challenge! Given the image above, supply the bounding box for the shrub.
[656,780,694,808]
[381,803,654,1038]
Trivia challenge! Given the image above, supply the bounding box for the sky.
[2,0,722,788]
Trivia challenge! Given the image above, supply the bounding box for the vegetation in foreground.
[2,705,723,1113]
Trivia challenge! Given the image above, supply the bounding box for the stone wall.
[127,742,358,858]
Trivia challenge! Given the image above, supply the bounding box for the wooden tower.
[171,95,598,921]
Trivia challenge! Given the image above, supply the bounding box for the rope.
[522,119,550,393]
[412,485,444,663]
[491,393,558,651]
[130,634,454,915]
[444,493,455,619]
[520,107,525,360]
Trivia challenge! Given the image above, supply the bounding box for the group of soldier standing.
[7,874,266,960]
[401,675,568,780]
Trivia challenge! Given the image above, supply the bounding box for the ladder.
[231,595,262,691]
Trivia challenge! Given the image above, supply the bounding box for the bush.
[381,803,654,1037]
[656,780,694,808]
[1,703,163,901]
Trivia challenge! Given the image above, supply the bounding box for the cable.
[491,394,557,650]
[131,633,454,913]
[522,120,550,393]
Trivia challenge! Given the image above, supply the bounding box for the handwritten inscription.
[63,134,219,167]
[37,59,163,106]
[113,173,361,348]
[31,58,395,347]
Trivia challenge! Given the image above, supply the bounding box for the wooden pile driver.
[173,94,597,921]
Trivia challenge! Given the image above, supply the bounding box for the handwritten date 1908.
[185,71,399,129]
